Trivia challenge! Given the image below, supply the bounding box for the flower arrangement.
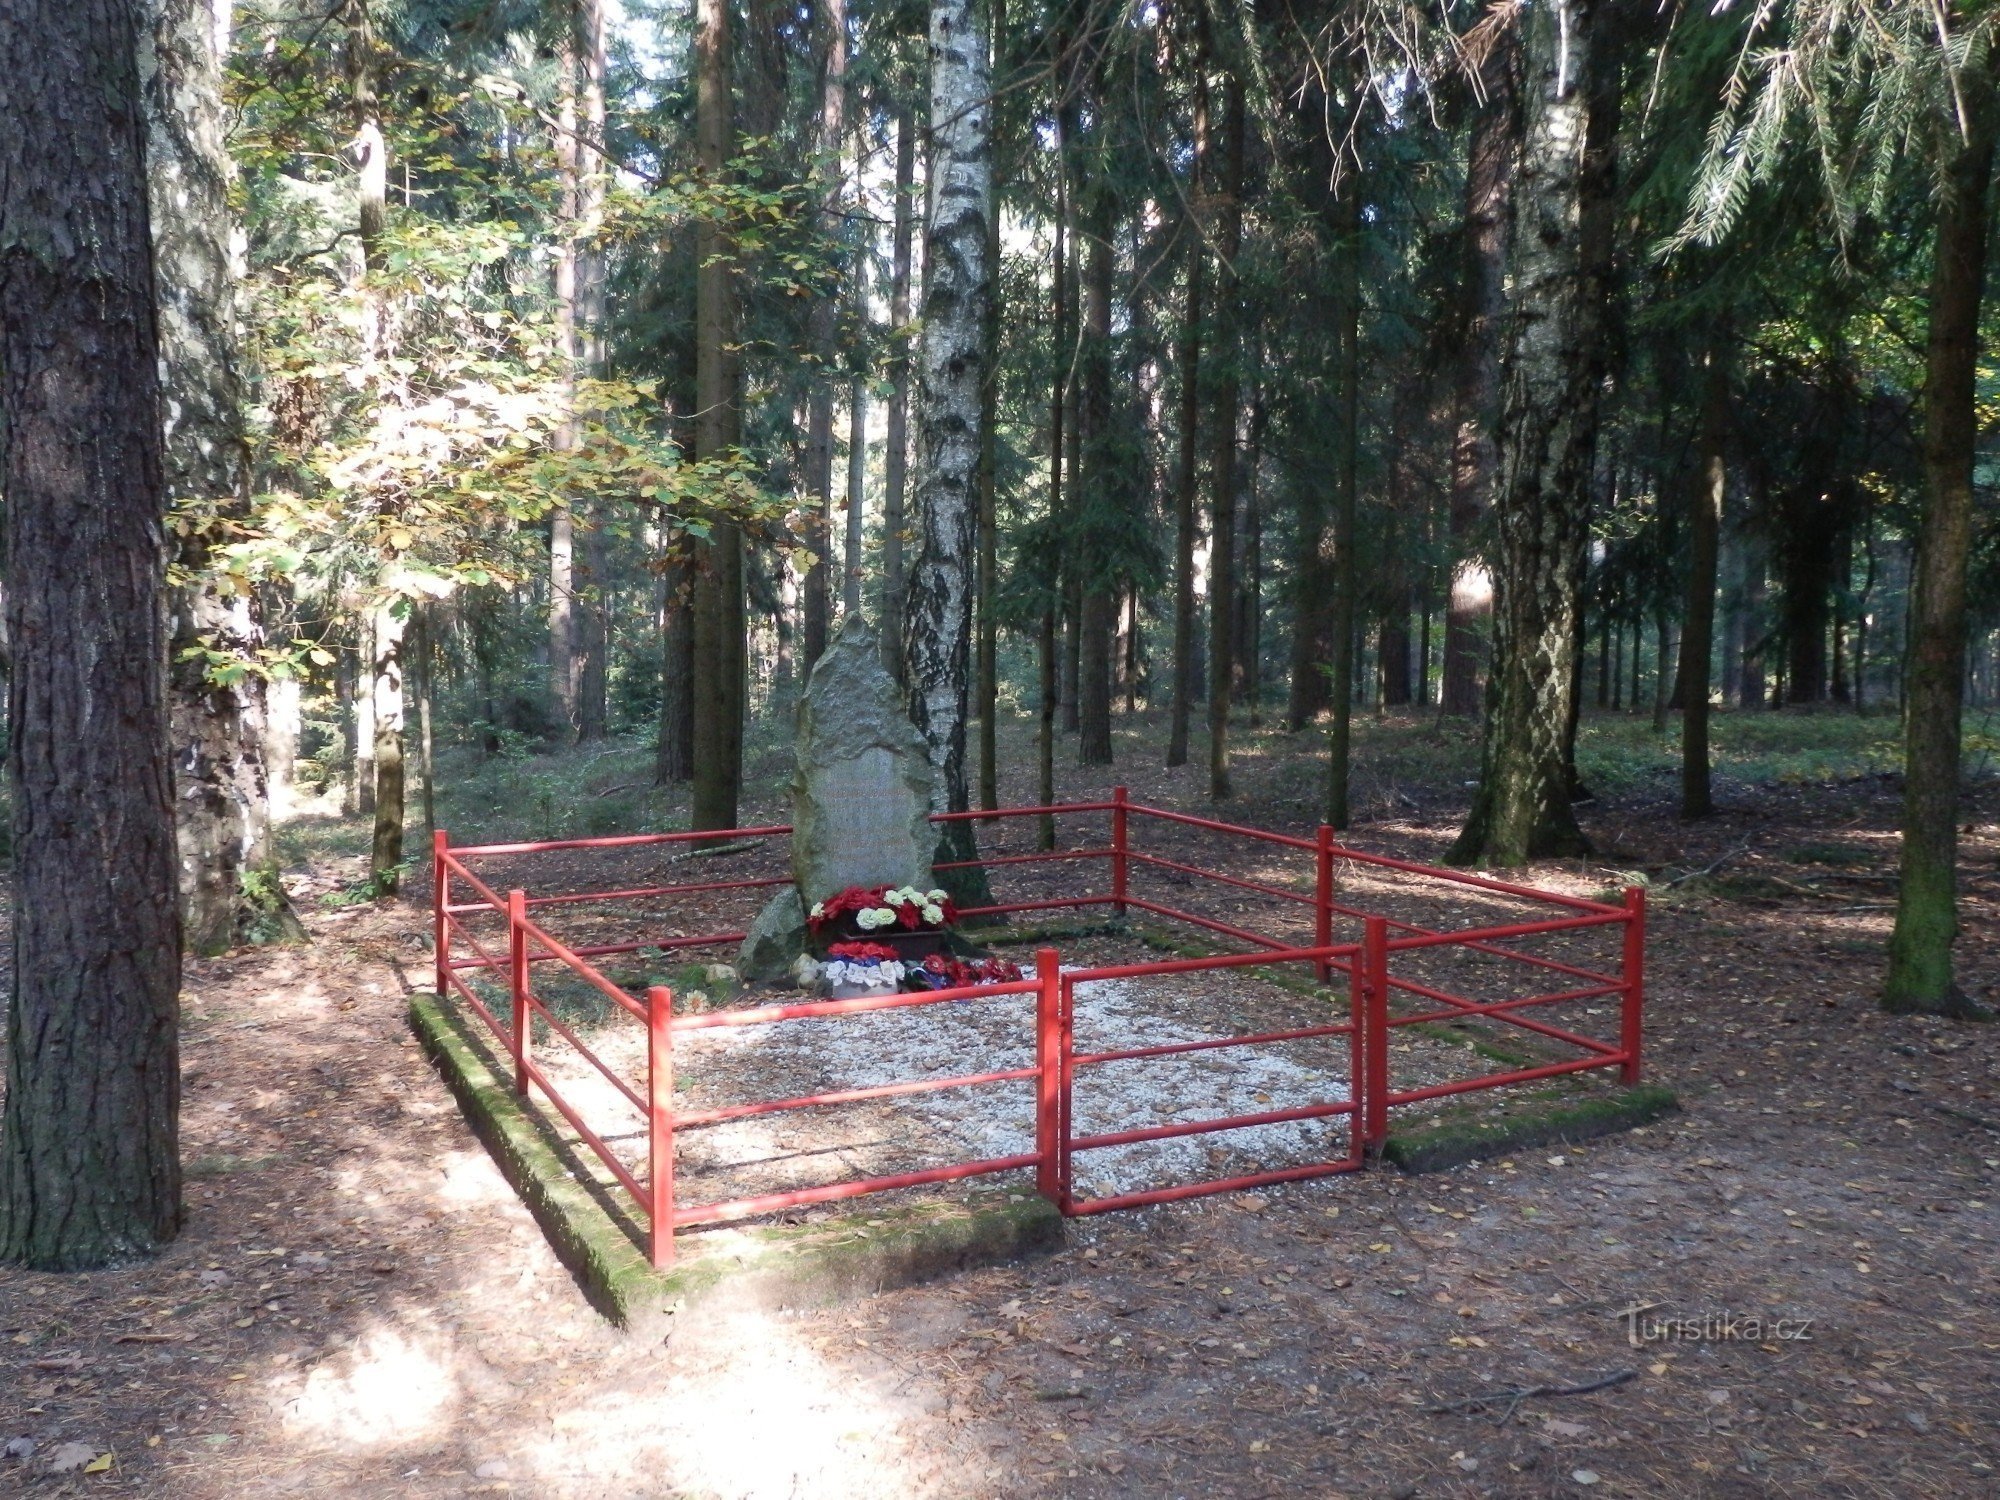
[807,884,958,938]
[798,939,907,996]
[909,953,1023,990]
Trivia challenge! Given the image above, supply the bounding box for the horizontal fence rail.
[430,790,1646,1267]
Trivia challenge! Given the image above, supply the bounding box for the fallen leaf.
[1573,1470,1601,1486]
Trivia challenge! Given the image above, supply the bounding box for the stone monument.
[737,615,936,980]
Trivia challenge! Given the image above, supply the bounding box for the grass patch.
[1382,1083,1679,1174]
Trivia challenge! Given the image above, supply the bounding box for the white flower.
[884,888,908,906]
[921,905,944,925]
[871,906,897,926]
[821,957,904,991]
[927,889,947,903]
[810,902,825,919]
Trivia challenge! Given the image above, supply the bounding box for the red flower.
[827,940,899,962]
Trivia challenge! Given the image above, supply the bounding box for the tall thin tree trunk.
[882,102,916,681]
[414,603,436,835]
[801,0,849,674]
[1441,34,1514,716]
[577,507,608,740]
[352,611,375,816]
[345,0,382,822]
[1039,139,1067,841]
[1077,185,1116,767]
[548,32,581,731]
[846,377,867,615]
[1206,72,1245,799]
[369,592,406,891]
[1061,120,1083,741]
[1886,58,1998,1016]
[0,0,183,1269]
[1238,373,1267,726]
[573,0,609,742]
[976,0,1005,813]
[1167,73,1208,769]
[690,0,744,831]
[1680,341,1728,817]
[904,0,991,897]
[1325,161,1361,826]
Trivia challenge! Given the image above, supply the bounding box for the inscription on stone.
[806,748,927,897]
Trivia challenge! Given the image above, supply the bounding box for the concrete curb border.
[409,993,1065,1328]
[1381,1083,1681,1174]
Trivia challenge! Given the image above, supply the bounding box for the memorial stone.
[737,615,936,980]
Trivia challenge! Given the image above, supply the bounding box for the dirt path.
[4,722,2000,1498]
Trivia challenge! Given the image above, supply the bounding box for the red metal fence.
[432,789,1644,1268]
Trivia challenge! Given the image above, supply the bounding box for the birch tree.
[904,0,990,887]
[1448,0,1619,866]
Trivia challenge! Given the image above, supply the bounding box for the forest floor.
[3,705,2000,1499]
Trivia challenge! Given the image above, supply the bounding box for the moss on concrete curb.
[409,993,1064,1328]
[1381,1083,1679,1174]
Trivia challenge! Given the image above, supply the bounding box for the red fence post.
[1621,886,1646,1084]
[508,888,531,1095]
[1058,970,1076,1212]
[1111,785,1129,917]
[1362,916,1390,1153]
[1034,946,1062,1206]
[1314,824,1335,983]
[433,828,449,1000]
[647,985,676,1268]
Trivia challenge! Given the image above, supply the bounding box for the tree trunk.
[1166,72,1208,769]
[904,0,991,899]
[1325,160,1361,827]
[1680,341,1728,817]
[1238,374,1268,726]
[1441,33,1514,716]
[1039,139,1067,837]
[413,603,436,834]
[690,0,744,831]
[846,376,868,615]
[576,504,608,740]
[1077,188,1116,767]
[369,591,406,891]
[801,0,849,674]
[1206,72,1245,799]
[1650,610,1673,733]
[976,0,1004,813]
[1885,58,1998,1017]
[548,23,581,733]
[882,102,916,681]
[148,0,298,954]
[0,0,183,1269]
[549,507,577,732]
[572,0,609,742]
[1447,0,1614,866]
[657,558,695,781]
[351,615,375,815]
